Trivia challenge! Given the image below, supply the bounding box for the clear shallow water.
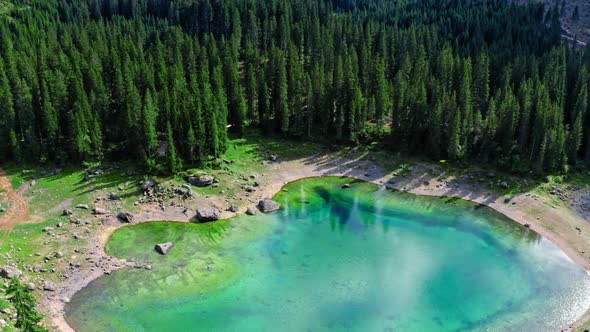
[66,177,590,331]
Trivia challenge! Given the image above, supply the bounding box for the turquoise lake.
[65,177,590,331]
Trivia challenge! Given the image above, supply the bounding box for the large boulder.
[117,212,134,223]
[0,266,22,279]
[196,207,221,222]
[188,175,214,187]
[155,242,174,255]
[257,199,281,213]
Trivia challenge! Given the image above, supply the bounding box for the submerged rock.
[155,242,174,255]
[257,199,281,213]
[0,266,22,279]
[117,212,134,223]
[246,207,257,216]
[196,207,221,222]
[341,183,351,189]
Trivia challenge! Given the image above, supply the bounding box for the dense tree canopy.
[0,0,589,173]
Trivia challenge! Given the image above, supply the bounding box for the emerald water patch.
[66,177,590,331]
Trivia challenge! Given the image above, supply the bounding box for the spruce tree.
[6,277,47,332]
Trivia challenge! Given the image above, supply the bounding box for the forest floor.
[0,134,590,331]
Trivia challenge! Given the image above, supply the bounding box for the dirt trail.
[0,168,30,244]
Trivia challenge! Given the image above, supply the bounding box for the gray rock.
[196,207,221,222]
[341,183,351,189]
[181,184,193,196]
[188,175,214,187]
[155,242,174,255]
[48,168,63,176]
[91,169,104,175]
[117,212,134,223]
[62,209,73,216]
[109,192,121,200]
[76,204,89,210]
[500,182,509,189]
[228,205,239,213]
[246,207,257,216]
[245,186,256,193]
[142,180,156,191]
[27,283,36,290]
[56,251,64,258]
[0,266,22,279]
[92,207,109,215]
[257,199,281,213]
[270,155,278,162]
[43,283,56,291]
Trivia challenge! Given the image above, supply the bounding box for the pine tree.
[473,51,490,115]
[166,121,181,173]
[212,64,229,155]
[373,57,389,126]
[141,89,158,164]
[276,53,290,134]
[223,45,247,134]
[0,61,15,159]
[6,277,47,332]
[569,84,587,163]
[245,63,258,124]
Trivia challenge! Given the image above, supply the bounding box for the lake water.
[65,177,590,331]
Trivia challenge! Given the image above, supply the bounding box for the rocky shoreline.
[14,153,590,331]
